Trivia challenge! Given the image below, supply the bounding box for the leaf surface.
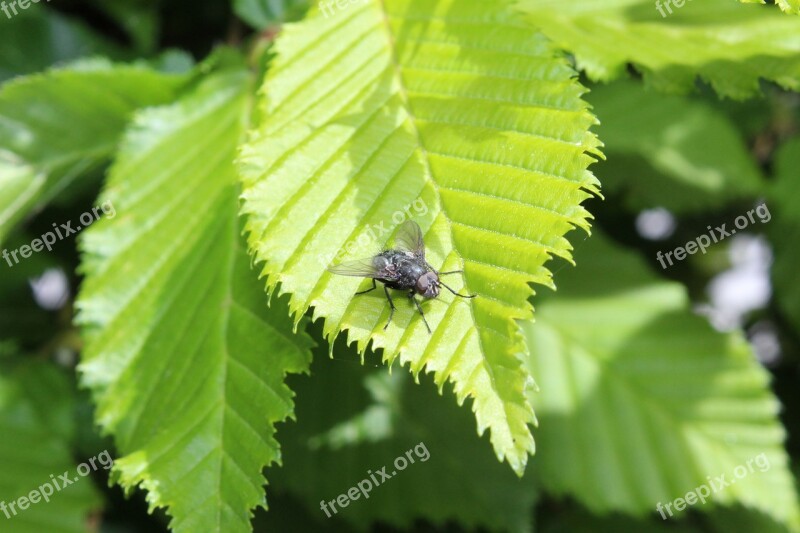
[76,69,313,533]
[588,80,763,214]
[525,230,800,528]
[0,59,188,245]
[238,0,601,475]
[517,0,800,98]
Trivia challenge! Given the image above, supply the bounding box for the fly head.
[416,271,440,298]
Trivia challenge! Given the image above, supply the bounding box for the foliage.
[0,1,799,532]
[517,0,800,98]
[770,138,800,332]
[238,0,600,476]
[525,231,798,528]
[587,80,763,214]
[76,65,313,532]
[0,361,101,532]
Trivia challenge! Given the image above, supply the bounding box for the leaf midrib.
[374,0,510,444]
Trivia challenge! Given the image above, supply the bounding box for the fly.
[327,220,476,333]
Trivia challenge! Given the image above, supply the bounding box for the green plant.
[1,1,799,532]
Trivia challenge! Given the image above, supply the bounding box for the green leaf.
[524,230,800,528]
[234,0,309,28]
[769,137,800,332]
[587,80,763,214]
[740,0,800,15]
[273,347,538,532]
[517,0,800,99]
[0,361,102,533]
[76,69,313,533]
[0,7,125,83]
[0,59,188,245]
[238,0,601,476]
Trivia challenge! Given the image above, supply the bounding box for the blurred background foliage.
[1,0,799,532]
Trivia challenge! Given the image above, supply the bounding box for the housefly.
[327,220,476,333]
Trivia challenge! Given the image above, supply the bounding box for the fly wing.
[327,256,396,279]
[393,220,425,259]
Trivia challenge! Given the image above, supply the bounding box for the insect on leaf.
[239,0,601,475]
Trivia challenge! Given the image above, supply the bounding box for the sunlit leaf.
[238,0,601,476]
[517,0,800,99]
[525,230,800,528]
[0,59,188,245]
[76,68,313,533]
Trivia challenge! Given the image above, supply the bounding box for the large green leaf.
[76,69,313,533]
[0,59,188,245]
[273,344,538,532]
[769,137,800,332]
[0,361,102,533]
[238,0,601,476]
[587,80,763,213]
[524,230,800,528]
[517,0,800,99]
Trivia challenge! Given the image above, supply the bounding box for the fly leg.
[383,285,396,330]
[425,263,476,299]
[439,280,477,299]
[355,278,376,295]
[409,291,432,334]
